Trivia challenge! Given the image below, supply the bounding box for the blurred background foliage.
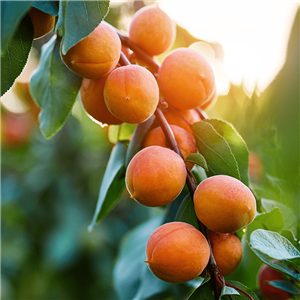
[1,2,299,300]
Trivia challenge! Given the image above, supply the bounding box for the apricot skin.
[193,175,256,233]
[61,22,121,79]
[142,125,197,169]
[125,146,187,207]
[158,48,215,110]
[258,264,291,300]
[146,222,210,283]
[129,5,175,56]
[208,230,243,277]
[104,65,159,124]
[80,73,123,125]
[29,7,55,39]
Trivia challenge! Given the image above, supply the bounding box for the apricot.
[146,222,210,283]
[249,151,263,181]
[258,264,291,300]
[158,48,216,110]
[129,5,175,56]
[125,146,187,207]
[208,230,243,277]
[61,22,121,79]
[142,125,197,169]
[28,7,55,39]
[103,65,159,124]
[193,175,256,233]
[80,72,122,125]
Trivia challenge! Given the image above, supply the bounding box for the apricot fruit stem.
[196,107,209,120]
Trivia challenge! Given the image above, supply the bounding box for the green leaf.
[261,198,297,233]
[175,195,199,229]
[205,119,249,186]
[125,115,155,166]
[108,123,136,144]
[219,286,239,299]
[1,1,33,53]
[59,0,110,55]
[186,153,208,171]
[30,35,82,138]
[192,121,240,179]
[250,229,300,260]
[187,280,214,300]
[113,213,164,300]
[88,142,126,231]
[191,164,207,184]
[32,1,59,16]
[267,280,300,294]
[225,281,260,300]
[1,14,33,96]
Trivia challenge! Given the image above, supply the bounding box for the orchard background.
[1,1,299,300]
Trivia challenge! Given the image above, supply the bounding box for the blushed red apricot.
[61,22,121,79]
[208,230,243,277]
[125,146,187,207]
[258,264,291,300]
[129,5,175,56]
[142,125,197,169]
[146,222,210,283]
[80,72,122,125]
[158,48,215,110]
[193,175,256,233]
[29,7,55,39]
[103,65,159,124]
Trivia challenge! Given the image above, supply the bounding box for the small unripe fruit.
[29,7,55,39]
[129,5,175,56]
[125,146,187,207]
[104,65,159,124]
[80,72,123,125]
[158,48,215,110]
[208,230,243,277]
[146,222,210,283]
[258,264,291,300]
[142,125,197,169]
[193,175,256,233]
[62,22,121,79]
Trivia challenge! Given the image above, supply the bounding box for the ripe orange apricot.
[146,222,210,283]
[61,22,121,79]
[29,7,55,39]
[158,48,216,110]
[193,175,256,233]
[258,264,291,300]
[129,5,175,56]
[103,65,159,124]
[80,72,123,125]
[125,146,187,207]
[208,230,243,277]
[142,125,197,169]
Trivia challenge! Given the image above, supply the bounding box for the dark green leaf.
[125,115,155,166]
[191,164,207,184]
[187,280,214,300]
[250,251,300,282]
[205,119,249,186]
[30,35,82,138]
[1,1,32,53]
[175,195,199,229]
[59,0,110,55]
[250,229,300,260]
[192,121,240,179]
[267,280,300,294]
[225,281,260,300]
[261,198,297,233]
[113,213,164,300]
[32,1,59,16]
[1,14,33,96]
[219,286,239,299]
[186,153,208,171]
[88,142,126,231]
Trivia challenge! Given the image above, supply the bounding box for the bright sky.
[160,1,299,94]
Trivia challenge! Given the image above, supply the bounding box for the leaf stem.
[225,282,254,300]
